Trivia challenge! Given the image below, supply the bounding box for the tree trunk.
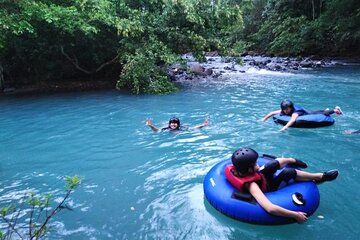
[0,63,4,90]
[60,46,119,75]
[319,0,322,16]
[312,0,315,20]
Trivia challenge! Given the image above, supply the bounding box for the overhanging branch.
[60,46,118,74]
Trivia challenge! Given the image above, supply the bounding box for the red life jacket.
[224,164,268,192]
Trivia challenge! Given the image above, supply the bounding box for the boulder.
[300,61,313,68]
[190,64,205,75]
[204,68,213,76]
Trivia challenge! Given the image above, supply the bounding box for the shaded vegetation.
[0,0,359,94]
[243,0,360,56]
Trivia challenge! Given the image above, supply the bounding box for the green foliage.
[317,0,360,54]
[244,0,360,56]
[225,40,250,57]
[33,226,48,240]
[147,74,178,95]
[116,40,178,95]
[0,0,247,94]
[114,0,245,94]
[0,205,15,217]
[269,16,308,55]
[65,175,81,190]
[0,176,81,240]
[1,0,359,94]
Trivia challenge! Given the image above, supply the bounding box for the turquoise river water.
[0,64,359,239]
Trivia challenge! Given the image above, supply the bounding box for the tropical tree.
[0,0,244,94]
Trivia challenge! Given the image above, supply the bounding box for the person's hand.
[261,117,267,122]
[280,127,287,132]
[146,119,152,126]
[294,212,308,223]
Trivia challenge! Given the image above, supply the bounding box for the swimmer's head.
[231,147,258,175]
[168,117,180,130]
[280,100,294,115]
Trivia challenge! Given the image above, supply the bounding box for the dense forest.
[1,0,359,94]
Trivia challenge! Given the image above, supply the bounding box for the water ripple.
[0,66,359,239]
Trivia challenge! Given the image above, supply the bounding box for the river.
[0,62,359,239]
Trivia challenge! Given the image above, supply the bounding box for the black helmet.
[231,147,258,174]
[280,100,294,111]
[169,117,180,129]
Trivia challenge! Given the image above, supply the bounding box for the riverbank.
[170,53,359,82]
[2,54,359,96]
[0,79,117,97]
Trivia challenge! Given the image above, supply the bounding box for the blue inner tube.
[203,157,320,225]
[273,114,335,128]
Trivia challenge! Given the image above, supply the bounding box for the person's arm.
[191,118,209,129]
[344,130,360,135]
[146,119,160,132]
[280,112,299,131]
[261,110,281,121]
[248,182,308,223]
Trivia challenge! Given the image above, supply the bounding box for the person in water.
[228,147,339,223]
[261,99,343,131]
[344,129,360,135]
[146,117,208,132]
